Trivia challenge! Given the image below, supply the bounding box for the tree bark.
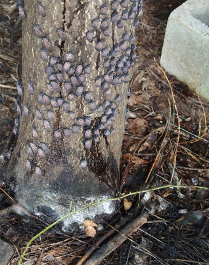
[4,0,142,230]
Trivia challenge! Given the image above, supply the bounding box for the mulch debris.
[0,0,209,264]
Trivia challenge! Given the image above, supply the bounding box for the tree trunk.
[5,0,142,230]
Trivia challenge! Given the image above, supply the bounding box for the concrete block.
[160,0,209,101]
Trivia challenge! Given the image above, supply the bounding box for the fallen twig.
[83,211,149,265]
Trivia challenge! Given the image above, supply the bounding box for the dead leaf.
[123,153,149,165]
[124,198,132,211]
[83,220,98,238]
[128,117,148,135]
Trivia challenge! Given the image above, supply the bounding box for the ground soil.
[0,0,209,264]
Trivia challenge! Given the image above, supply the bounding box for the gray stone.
[160,0,209,101]
[0,238,14,265]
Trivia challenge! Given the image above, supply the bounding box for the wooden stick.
[82,212,148,265]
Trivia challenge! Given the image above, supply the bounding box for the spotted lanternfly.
[120,41,126,51]
[94,128,100,136]
[27,145,33,157]
[97,104,103,112]
[110,127,116,135]
[36,109,43,120]
[86,31,94,43]
[64,82,73,93]
[131,2,137,11]
[42,38,51,50]
[109,49,116,57]
[129,33,136,42]
[103,59,110,69]
[40,142,50,154]
[98,123,105,130]
[102,81,109,89]
[85,116,91,127]
[117,19,123,28]
[100,4,107,15]
[120,0,128,8]
[110,100,117,108]
[64,128,71,138]
[34,25,42,38]
[43,95,50,105]
[105,107,112,115]
[115,94,122,102]
[80,159,87,169]
[45,66,55,74]
[63,52,75,61]
[38,148,45,159]
[70,76,78,87]
[37,2,46,17]
[47,83,54,95]
[101,47,108,58]
[96,40,104,51]
[84,65,91,74]
[16,79,23,97]
[78,118,85,127]
[57,98,64,106]
[40,48,48,61]
[47,111,54,121]
[123,73,130,83]
[103,100,111,107]
[27,81,34,95]
[121,9,128,20]
[104,129,110,136]
[76,86,84,96]
[78,74,86,83]
[129,10,135,19]
[92,18,100,29]
[95,76,102,87]
[69,112,76,120]
[84,92,91,102]
[63,102,70,112]
[48,74,56,81]
[72,124,79,134]
[84,129,91,139]
[49,56,58,66]
[110,57,117,66]
[56,73,63,83]
[54,130,61,139]
[85,139,92,150]
[67,93,74,101]
[43,120,51,132]
[125,47,131,56]
[30,142,38,154]
[111,11,117,23]
[100,17,109,30]
[104,74,112,83]
[67,67,75,76]
[51,81,61,92]
[63,62,71,72]
[109,113,116,121]
[55,63,62,72]
[133,18,140,27]
[101,115,107,124]
[24,104,29,117]
[57,28,67,41]
[103,27,110,37]
[25,160,31,172]
[35,166,42,176]
[122,32,129,41]
[105,88,111,95]
[75,65,83,76]
[93,136,100,143]
[111,0,118,10]
[18,5,25,19]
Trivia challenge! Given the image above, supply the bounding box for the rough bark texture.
[5,0,142,230]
